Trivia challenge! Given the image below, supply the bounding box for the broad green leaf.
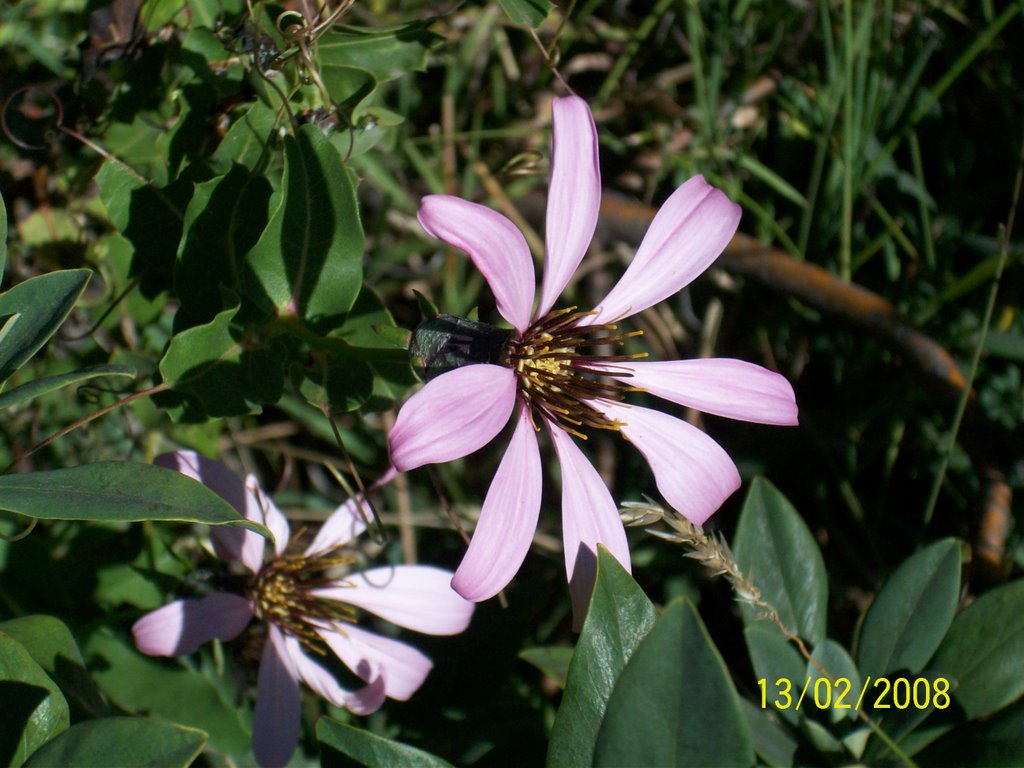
[210,102,278,174]
[86,632,249,754]
[0,616,107,721]
[929,578,1024,719]
[497,0,553,27]
[23,717,205,768]
[0,632,70,768]
[857,538,961,679]
[548,548,657,767]
[807,639,860,722]
[242,124,363,326]
[914,698,1024,767]
[0,189,7,277]
[744,625,805,726]
[0,462,268,535]
[860,671,959,762]
[0,270,91,384]
[518,646,573,689]
[0,365,135,411]
[174,166,274,330]
[317,719,452,768]
[740,699,797,768]
[594,600,754,767]
[317,23,440,83]
[158,304,287,418]
[733,477,827,644]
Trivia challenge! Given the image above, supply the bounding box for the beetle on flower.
[132,452,474,768]
[388,96,798,628]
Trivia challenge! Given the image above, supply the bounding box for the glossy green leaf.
[209,103,278,175]
[0,462,268,535]
[740,699,797,768]
[497,0,553,27]
[242,124,363,326]
[548,547,657,767]
[0,365,135,411]
[317,719,453,768]
[807,639,860,722]
[158,305,287,418]
[733,477,827,644]
[0,616,107,722]
[317,24,439,83]
[518,646,573,689]
[929,578,1024,719]
[23,717,205,768]
[857,538,961,679]
[0,632,69,768]
[86,632,249,754]
[0,270,91,384]
[914,698,1024,767]
[594,600,754,767]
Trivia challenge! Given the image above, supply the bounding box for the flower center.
[503,308,646,438]
[251,549,357,653]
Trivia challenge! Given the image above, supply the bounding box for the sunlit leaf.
[548,547,657,767]
[497,0,553,27]
[518,646,573,689]
[0,365,135,411]
[23,717,205,768]
[0,270,91,384]
[318,718,453,768]
[0,632,69,768]
[0,462,268,535]
[594,599,754,767]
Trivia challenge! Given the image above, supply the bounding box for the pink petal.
[597,401,741,526]
[547,425,630,632]
[320,623,433,701]
[537,96,601,317]
[284,634,387,716]
[247,475,290,557]
[590,175,741,324]
[304,468,397,556]
[253,627,302,768]
[389,364,517,472]
[155,451,266,573]
[132,592,253,656]
[451,406,542,601]
[620,358,799,425]
[313,565,474,636]
[419,195,535,332]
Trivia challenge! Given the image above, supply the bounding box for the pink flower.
[389,96,798,627]
[132,451,474,768]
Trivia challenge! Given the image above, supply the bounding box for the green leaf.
[733,477,827,644]
[174,166,274,330]
[914,698,1024,767]
[242,124,363,326]
[158,304,287,418]
[744,625,805,727]
[0,616,107,722]
[548,547,657,767]
[0,365,135,411]
[0,270,91,385]
[0,632,70,768]
[317,719,453,768]
[807,639,860,722]
[0,462,268,535]
[929,578,1024,719]
[317,23,439,84]
[740,699,797,768]
[210,102,278,175]
[497,0,553,27]
[23,717,205,768]
[86,632,249,754]
[518,646,573,689]
[857,538,961,679]
[594,600,755,767]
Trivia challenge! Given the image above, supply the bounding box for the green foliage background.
[0,0,1022,765]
